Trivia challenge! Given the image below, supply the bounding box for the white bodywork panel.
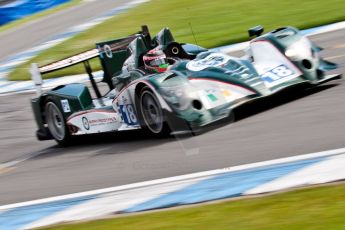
[67,80,173,135]
[190,79,255,109]
[67,110,121,135]
[112,84,141,130]
[112,80,172,128]
[250,41,302,88]
[67,94,140,135]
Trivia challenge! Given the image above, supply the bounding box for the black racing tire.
[227,110,236,123]
[139,87,170,136]
[44,100,71,146]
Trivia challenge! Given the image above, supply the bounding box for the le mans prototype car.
[31,25,341,145]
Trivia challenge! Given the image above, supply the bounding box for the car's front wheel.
[45,101,71,145]
[139,87,169,135]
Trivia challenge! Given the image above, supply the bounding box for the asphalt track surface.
[0,0,129,63]
[0,29,344,205]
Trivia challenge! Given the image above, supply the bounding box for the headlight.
[285,48,298,58]
[284,37,312,60]
[160,84,195,110]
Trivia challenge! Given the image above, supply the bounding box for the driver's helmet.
[143,49,169,73]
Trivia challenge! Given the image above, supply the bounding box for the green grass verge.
[42,183,345,230]
[8,0,345,81]
[0,0,82,34]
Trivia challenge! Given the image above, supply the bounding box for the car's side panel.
[189,78,255,109]
[250,40,303,90]
[251,27,341,84]
[66,109,120,135]
[112,79,173,126]
[113,83,141,129]
[46,83,94,120]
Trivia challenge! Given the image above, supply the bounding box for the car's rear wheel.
[139,87,169,135]
[45,101,70,145]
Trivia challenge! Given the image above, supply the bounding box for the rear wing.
[30,26,152,97]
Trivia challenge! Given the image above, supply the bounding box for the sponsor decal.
[187,53,231,71]
[39,36,136,73]
[89,117,117,126]
[207,94,218,102]
[222,89,232,97]
[204,89,220,102]
[39,49,99,73]
[61,99,71,113]
[81,116,116,130]
[82,117,90,130]
[121,95,128,104]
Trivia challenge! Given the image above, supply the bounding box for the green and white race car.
[31,25,341,145]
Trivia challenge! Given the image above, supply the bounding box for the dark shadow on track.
[33,129,176,159]
[234,83,340,121]
[192,83,341,135]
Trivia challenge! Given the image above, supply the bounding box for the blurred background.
[0,0,70,26]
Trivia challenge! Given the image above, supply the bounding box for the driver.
[143,49,169,73]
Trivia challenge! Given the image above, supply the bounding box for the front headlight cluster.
[284,37,313,61]
[160,84,195,111]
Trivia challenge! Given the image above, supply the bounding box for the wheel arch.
[43,96,72,145]
[134,82,192,135]
[134,83,152,127]
[31,94,53,140]
[134,81,172,113]
[39,95,49,123]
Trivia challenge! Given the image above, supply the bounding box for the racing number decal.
[119,104,138,125]
[261,64,294,83]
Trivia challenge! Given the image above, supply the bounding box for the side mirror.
[248,25,264,37]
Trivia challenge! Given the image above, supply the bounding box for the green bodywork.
[31,83,93,139]
[138,26,340,126]
[253,26,338,84]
